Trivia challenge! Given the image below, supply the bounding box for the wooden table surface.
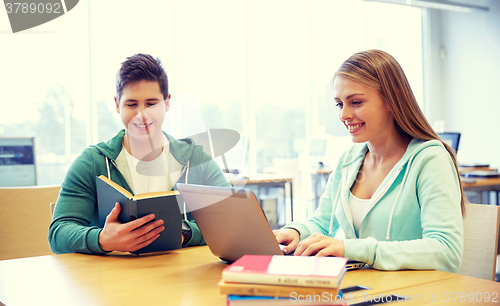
[462,177,500,188]
[0,246,227,306]
[230,173,293,185]
[377,275,500,305]
[458,166,497,173]
[1,246,499,306]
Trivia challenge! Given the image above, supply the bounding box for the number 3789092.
[5,2,62,14]
[444,292,498,303]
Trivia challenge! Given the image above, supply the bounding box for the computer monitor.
[309,138,328,157]
[438,132,461,153]
[0,137,37,186]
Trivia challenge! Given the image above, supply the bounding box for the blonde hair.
[334,49,466,216]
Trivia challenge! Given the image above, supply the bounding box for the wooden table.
[2,246,498,306]
[459,166,497,173]
[462,177,500,204]
[377,275,500,305]
[0,246,227,306]
[458,166,500,204]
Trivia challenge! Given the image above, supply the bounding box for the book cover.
[96,175,183,254]
[226,292,347,306]
[218,280,339,298]
[222,255,348,288]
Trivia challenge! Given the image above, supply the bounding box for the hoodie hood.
[340,138,445,170]
[91,129,197,165]
[333,137,448,239]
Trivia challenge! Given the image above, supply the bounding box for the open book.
[96,175,183,254]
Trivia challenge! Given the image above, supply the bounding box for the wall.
[423,8,445,125]
[438,0,500,167]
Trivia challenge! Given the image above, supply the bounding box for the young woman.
[274,49,465,273]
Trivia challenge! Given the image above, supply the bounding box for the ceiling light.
[363,0,489,13]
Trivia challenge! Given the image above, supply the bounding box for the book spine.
[129,199,137,221]
[219,284,338,297]
[222,272,341,288]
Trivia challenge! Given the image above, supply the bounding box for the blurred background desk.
[308,168,333,211]
[460,166,500,205]
[459,166,498,173]
[462,177,500,205]
[230,174,293,227]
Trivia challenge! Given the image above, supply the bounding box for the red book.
[222,255,348,288]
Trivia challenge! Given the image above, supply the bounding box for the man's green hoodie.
[49,130,231,254]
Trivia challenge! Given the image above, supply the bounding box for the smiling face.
[115,80,170,152]
[333,76,395,144]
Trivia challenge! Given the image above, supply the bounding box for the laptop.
[177,183,366,270]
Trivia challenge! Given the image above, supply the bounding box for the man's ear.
[165,94,171,112]
[114,96,120,114]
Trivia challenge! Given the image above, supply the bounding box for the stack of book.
[219,255,349,306]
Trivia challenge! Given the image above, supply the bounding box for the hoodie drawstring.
[105,157,111,180]
[385,155,415,240]
[329,168,346,235]
[183,160,190,221]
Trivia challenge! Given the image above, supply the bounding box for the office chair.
[50,202,56,216]
[459,203,500,281]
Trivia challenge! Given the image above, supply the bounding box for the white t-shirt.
[349,191,371,234]
[121,135,173,194]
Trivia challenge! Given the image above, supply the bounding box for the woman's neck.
[366,133,411,166]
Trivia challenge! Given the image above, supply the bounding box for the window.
[0,4,89,185]
[312,1,423,167]
[1,0,423,185]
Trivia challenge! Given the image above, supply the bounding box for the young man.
[49,54,231,254]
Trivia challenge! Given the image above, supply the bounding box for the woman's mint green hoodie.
[49,130,231,254]
[286,138,464,273]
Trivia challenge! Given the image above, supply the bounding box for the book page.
[98,175,132,198]
[133,190,179,201]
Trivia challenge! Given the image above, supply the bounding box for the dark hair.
[116,53,169,100]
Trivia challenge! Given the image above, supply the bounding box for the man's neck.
[123,134,164,161]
